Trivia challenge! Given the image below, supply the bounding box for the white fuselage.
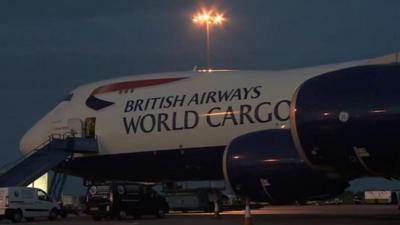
[19,59,370,156]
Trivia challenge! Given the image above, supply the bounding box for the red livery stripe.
[91,77,187,96]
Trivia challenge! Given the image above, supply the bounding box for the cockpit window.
[63,93,74,101]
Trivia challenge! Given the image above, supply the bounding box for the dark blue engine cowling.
[223,129,349,204]
[291,64,400,178]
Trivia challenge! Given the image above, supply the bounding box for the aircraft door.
[84,117,96,139]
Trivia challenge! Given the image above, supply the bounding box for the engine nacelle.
[223,129,348,204]
[291,64,400,178]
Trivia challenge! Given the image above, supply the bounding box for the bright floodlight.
[192,11,225,25]
[192,10,226,70]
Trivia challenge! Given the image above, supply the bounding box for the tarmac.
[1,205,399,225]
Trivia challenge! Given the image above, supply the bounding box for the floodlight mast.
[192,11,225,71]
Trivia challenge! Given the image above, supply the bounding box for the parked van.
[165,189,215,212]
[0,187,59,223]
[86,182,169,220]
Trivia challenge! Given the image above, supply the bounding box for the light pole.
[193,11,225,70]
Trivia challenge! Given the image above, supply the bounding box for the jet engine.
[290,64,400,178]
[223,129,349,204]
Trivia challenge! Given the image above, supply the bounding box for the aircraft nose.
[19,124,50,156]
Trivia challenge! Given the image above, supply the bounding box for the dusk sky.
[1,0,400,193]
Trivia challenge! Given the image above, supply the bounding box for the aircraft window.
[63,93,74,101]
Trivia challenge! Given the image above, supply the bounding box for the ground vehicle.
[0,187,59,223]
[324,198,343,205]
[60,195,82,217]
[86,182,169,220]
[165,189,217,212]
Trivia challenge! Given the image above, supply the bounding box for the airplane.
[8,53,400,204]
